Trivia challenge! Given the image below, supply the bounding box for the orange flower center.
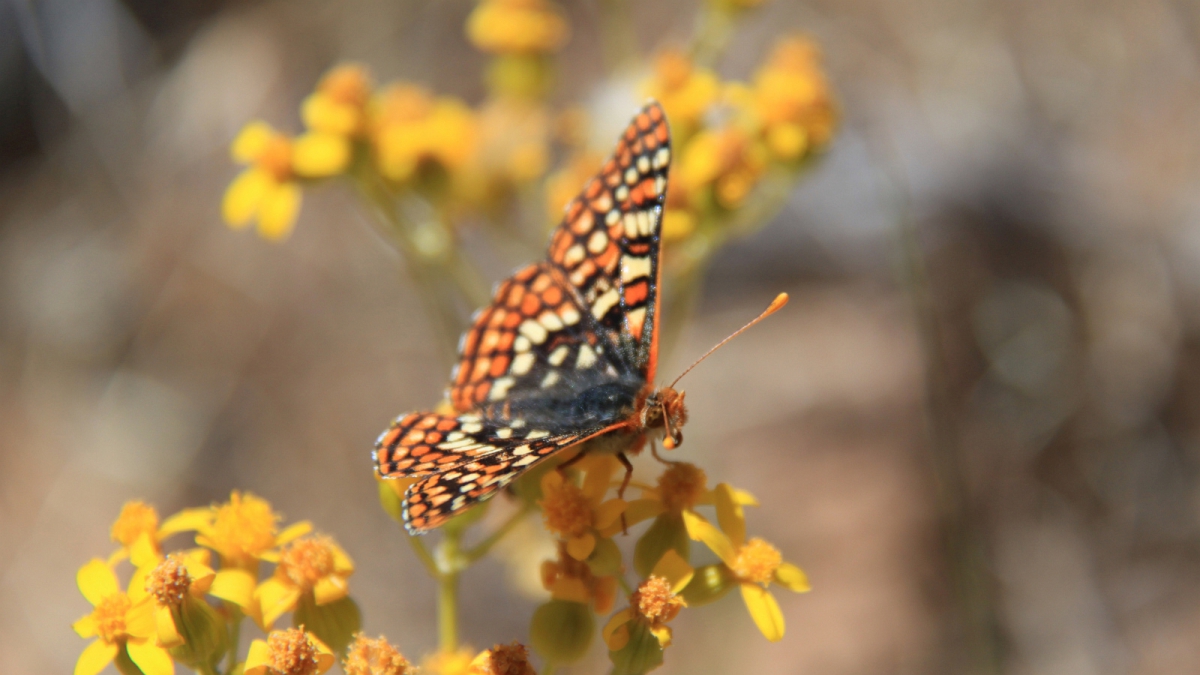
[280,537,336,591]
[486,642,535,675]
[343,634,411,675]
[110,501,159,548]
[539,480,593,539]
[632,576,685,625]
[320,65,371,108]
[267,627,321,675]
[656,463,707,512]
[653,50,694,91]
[92,593,131,643]
[257,137,294,182]
[731,538,782,585]
[147,555,192,607]
[208,492,279,564]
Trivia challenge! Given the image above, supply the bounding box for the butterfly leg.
[616,451,635,535]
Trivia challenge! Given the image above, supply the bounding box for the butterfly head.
[642,386,689,450]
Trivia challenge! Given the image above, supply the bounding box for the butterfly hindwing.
[546,103,670,381]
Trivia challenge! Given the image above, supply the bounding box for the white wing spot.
[654,176,665,196]
[623,212,639,239]
[515,455,539,467]
[564,244,585,267]
[577,344,598,369]
[496,428,513,439]
[513,444,533,456]
[606,209,620,225]
[527,430,550,439]
[446,431,466,442]
[615,185,629,202]
[541,371,560,388]
[624,167,639,185]
[538,311,564,332]
[621,255,651,282]
[511,352,536,376]
[548,345,570,366]
[560,306,581,326]
[587,230,608,254]
[489,377,516,401]
[653,147,670,169]
[637,155,650,173]
[592,288,620,320]
[519,319,549,344]
[511,418,527,428]
[515,335,532,352]
[637,210,653,236]
[459,483,476,493]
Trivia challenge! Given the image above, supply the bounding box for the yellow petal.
[159,508,213,536]
[549,577,590,604]
[566,533,596,561]
[302,94,359,136]
[209,568,257,608]
[330,542,355,574]
[256,182,301,242]
[740,583,785,642]
[77,559,119,606]
[292,133,351,177]
[182,553,216,594]
[243,639,271,675]
[126,639,174,675]
[651,549,694,594]
[309,633,336,673]
[593,499,627,530]
[231,121,275,163]
[313,574,349,605]
[540,468,564,494]
[681,511,737,566]
[125,598,158,638]
[254,577,300,628]
[581,455,618,500]
[621,499,666,529]
[155,604,183,648]
[602,609,634,650]
[774,562,811,593]
[714,483,746,549]
[128,533,160,570]
[222,168,271,228]
[74,639,118,675]
[72,615,98,639]
[648,624,673,648]
[127,565,151,604]
[276,521,313,547]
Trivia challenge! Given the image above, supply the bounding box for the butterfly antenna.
[668,292,789,389]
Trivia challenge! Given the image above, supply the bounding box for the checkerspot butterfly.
[374,102,786,534]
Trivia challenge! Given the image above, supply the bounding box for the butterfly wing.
[546,102,671,382]
[374,411,599,533]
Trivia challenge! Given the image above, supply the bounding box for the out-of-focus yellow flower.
[538,456,626,560]
[244,627,335,675]
[303,64,373,137]
[422,647,477,675]
[642,49,720,136]
[370,84,477,184]
[223,122,306,241]
[72,559,172,675]
[194,491,311,612]
[544,151,602,223]
[603,550,693,652]
[675,125,768,211]
[455,99,551,213]
[681,486,809,642]
[136,549,217,647]
[466,642,536,675]
[747,36,836,161]
[343,634,413,675]
[255,535,355,628]
[466,0,569,56]
[107,500,210,564]
[540,547,619,613]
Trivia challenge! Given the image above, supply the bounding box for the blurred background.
[3,0,1200,673]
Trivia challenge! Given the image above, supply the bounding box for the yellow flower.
[303,64,373,137]
[222,122,305,241]
[748,36,837,161]
[370,84,477,184]
[194,491,311,611]
[255,535,355,628]
[466,642,536,675]
[457,99,550,208]
[675,125,769,211]
[540,547,618,613]
[642,49,720,135]
[466,0,569,56]
[538,456,626,560]
[343,633,412,675]
[244,627,335,675]
[681,487,809,642]
[72,559,173,675]
[602,550,693,652]
[137,549,217,648]
[543,151,602,223]
[421,647,477,675]
[107,500,211,564]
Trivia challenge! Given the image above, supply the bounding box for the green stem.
[463,505,533,563]
[436,530,465,653]
[406,533,442,580]
[197,662,220,675]
[541,660,559,675]
[224,604,243,675]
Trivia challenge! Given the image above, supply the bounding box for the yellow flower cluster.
[466,0,569,56]
[72,493,360,675]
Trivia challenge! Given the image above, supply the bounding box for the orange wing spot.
[591,192,613,212]
[571,258,596,285]
[625,126,637,140]
[596,243,620,272]
[487,310,507,328]
[532,273,552,293]
[506,284,525,308]
[624,279,649,306]
[627,241,652,255]
[542,285,564,306]
[437,418,459,431]
[462,327,480,354]
[649,104,663,121]
[550,230,572,259]
[425,431,443,444]
[381,427,401,447]
[417,416,440,429]
[474,381,492,402]
[566,199,583,221]
[503,311,522,328]
[438,454,462,465]
[515,266,539,281]
[498,331,516,351]
[393,458,414,471]
[605,170,622,188]
[404,430,425,444]
[430,494,452,507]
[411,445,430,457]
[471,358,492,381]
[489,354,511,377]
[644,133,659,149]
[585,180,602,199]
[480,329,501,353]
[636,112,651,130]
[569,208,594,235]
[408,503,427,517]
[617,148,632,168]
[655,123,668,143]
[520,292,542,317]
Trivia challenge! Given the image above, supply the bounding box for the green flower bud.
[634,514,689,578]
[293,593,362,656]
[587,536,623,577]
[608,620,664,675]
[168,596,228,670]
[378,480,405,525]
[681,563,735,607]
[530,599,594,664]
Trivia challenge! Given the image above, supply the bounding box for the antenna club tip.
[767,292,789,313]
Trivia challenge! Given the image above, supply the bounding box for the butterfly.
[374,102,785,534]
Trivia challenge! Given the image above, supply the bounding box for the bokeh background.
[4,0,1200,673]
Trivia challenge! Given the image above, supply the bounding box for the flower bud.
[633,514,689,578]
[607,620,664,675]
[586,537,622,578]
[168,597,229,670]
[294,594,362,656]
[680,564,735,607]
[529,599,593,664]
